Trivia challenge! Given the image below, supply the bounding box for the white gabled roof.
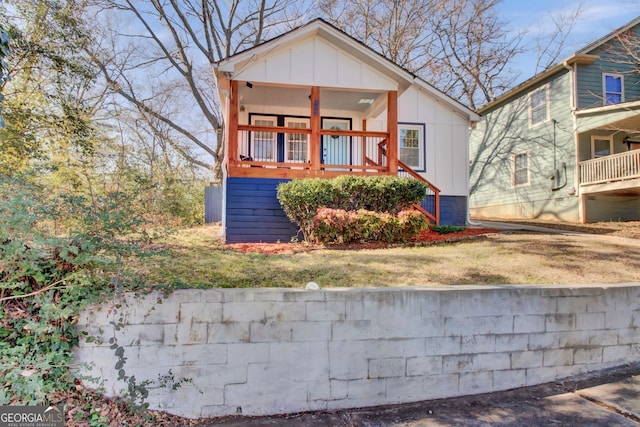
[217,18,479,122]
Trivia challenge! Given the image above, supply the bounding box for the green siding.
[577,24,640,109]
[470,71,579,220]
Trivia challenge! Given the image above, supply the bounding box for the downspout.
[563,60,583,221]
[550,119,567,192]
[467,118,482,226]
[217,88,230,239]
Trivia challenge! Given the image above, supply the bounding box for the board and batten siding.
[469,70,580,221]
[232,35,397,92]
[577,25,640,109]
[385,86,471,198]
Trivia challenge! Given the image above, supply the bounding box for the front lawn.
[135,224,640,289]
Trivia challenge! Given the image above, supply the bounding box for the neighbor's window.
[513,152,529,186]
[529,85,549,126]
[399,124,425,171]
[591,135,613,158]
[603,73,624,105]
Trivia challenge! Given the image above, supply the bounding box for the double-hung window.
[398,123,425,171]
[603,73,624,105]
[284,118,309,162]
[513,152,529,187]
[251,116,276,161]
[529,85,549,127]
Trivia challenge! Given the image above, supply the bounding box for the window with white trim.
[591,135,613,158]
[603,73,624,105]
[251,116,276,161]
[529,85,549,127]
[513,152,529,187]
[284,118,309,162]
[398,124,425,171]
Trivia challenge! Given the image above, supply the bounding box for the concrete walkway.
[205,364,640,426]
[471,220,586,235]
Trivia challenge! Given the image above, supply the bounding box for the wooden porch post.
[228,80,239,167]
[387,91,398,174]
[310,86,320,173]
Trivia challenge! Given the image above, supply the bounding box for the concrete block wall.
[74,284,640,418]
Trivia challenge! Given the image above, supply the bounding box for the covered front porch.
[222,79,442,226]
[576,101,640,221]
[225,80,400,179]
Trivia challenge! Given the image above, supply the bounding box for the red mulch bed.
[226,228,499,254]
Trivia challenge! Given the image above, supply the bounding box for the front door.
[321,118,350,167]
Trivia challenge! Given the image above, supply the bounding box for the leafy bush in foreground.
[0,175,147,405]
[312,208,427,244]
[277,176,427,241]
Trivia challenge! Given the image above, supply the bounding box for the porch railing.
[230,124,440,224]
[232,125,389,175]
[398,160,440,225]
[370,140,440,225]
[579,150,640,186]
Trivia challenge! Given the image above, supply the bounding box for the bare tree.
[605,26,640,75]
[319,0,523,110]
[422,0,525,110]
[532,2,584,73]
[317,0,440,74]
[88,0,308,182]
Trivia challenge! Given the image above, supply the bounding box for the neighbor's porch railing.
[579,150,640,186]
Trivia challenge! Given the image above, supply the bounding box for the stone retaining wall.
[74,284,640,418]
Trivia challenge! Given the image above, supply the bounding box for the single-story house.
[215,18,480,242]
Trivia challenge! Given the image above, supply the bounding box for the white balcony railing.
[579,150,640,186]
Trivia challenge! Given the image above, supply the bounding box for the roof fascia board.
[478,16,640,114]
[217,18,479,121]
[218,20,416,83]
[577,16,640,54]
[411,78,480,121]
[478,53,598,114]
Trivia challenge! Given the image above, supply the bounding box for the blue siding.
[225,178,300,243]
[420,195,466,226]
[439,196,467,226]
[226,178,467,242]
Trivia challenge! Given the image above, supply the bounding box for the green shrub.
[312,208,427,244]
[0,175,148,405]
[277,176,427,241]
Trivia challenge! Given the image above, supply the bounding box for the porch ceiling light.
[358,98,374,104]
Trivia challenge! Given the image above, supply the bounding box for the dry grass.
[135,223,640,289]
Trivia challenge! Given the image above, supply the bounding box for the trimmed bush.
[312,208,427,244]
[277,176,428,241]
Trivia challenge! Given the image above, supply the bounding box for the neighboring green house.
[470,16,640,223]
